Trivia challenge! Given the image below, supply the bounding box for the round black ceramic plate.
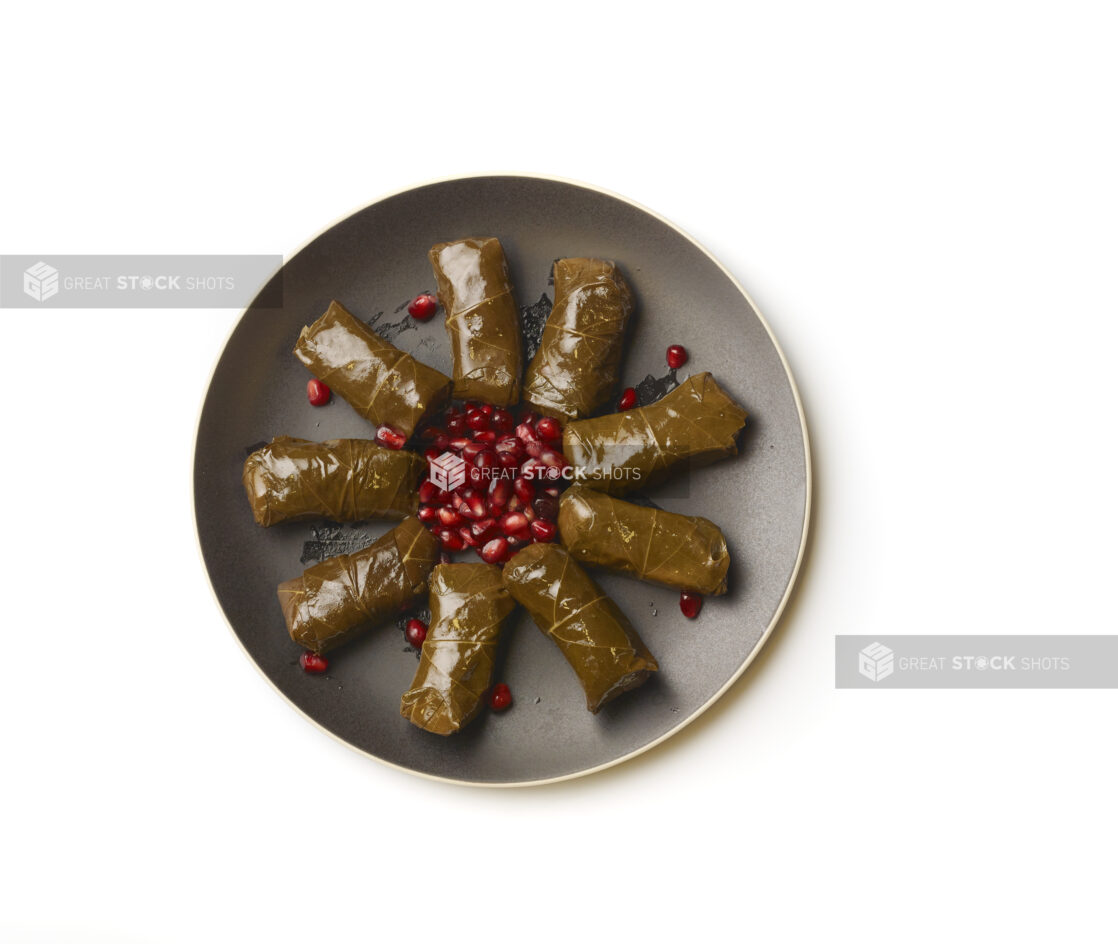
[194,175,810,786]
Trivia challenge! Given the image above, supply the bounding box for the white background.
[2,2,1115,941]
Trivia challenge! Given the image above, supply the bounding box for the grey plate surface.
[193,175,810,786]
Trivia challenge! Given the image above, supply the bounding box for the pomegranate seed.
[544,486,561,498]
[495,435,520,453]
[532,496,559,520]
[306,378,331,407]
[515,422,539,445]
[448,436,471,452]
[405,618,428,648]
[618,387,638,411]
[507,495,524,513]
[418,480,440,504]
[530,519,556,542]
[680,591,703,619]
[461,440,487,462]
[519,410,538,425]
[506,535,524,550]
[513,477,534,505]
[538,447,565,467]
[472,517,497,539]
[434,488,451,504]
[496,451,521,469]
[424,447,440,462]
[480,536,509,564]
[432,433,450,451]
[487,682,512,712]
[447,415,466,435]
[408,293,439,320]
[473,430,497,444]
[466,409,490,432]
[474,449,496,469]
[500,511,529,535]
[463,493,486,519]
[417,505,438,524]
[438,528,465,551]
[300,651,329,673]
[488,478,512,510]
[459,526,480,548]
[536,416,561,441]
[491,408,514,432]
[666,344,688,369]
[520,458,548,482]
[376,425,406,449]
[422,426,446,441]
[438,507,462,527]
[480,403,493,415]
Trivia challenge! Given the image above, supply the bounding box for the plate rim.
[191,171,813,788]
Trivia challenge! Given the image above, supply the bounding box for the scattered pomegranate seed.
[408,293,439,320]
[306,378,331,407]
[680,591,703,619]
[491,408,514,432]
[536,416,561,441]
[480,536,508,564]
[376,425,407,450]
[530,519,556,542]
[666,344,688,369]
[466,409,490,432]
[300,651,329,673]
[618,387,638,411]
[405,618,428,648]
[488,682,512,712]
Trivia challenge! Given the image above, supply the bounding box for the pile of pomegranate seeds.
[300,652,329,673]
[407,293,439,321]
[306,378,331,407]
[488,682,512,712]
[417,404,569,564]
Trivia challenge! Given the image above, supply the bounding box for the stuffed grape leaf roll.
[502,544,658,713]
[277,516,438,654]
[242,436,424,527]
[522,258,634,420]
[557,485,730,595]
[400,563,515,736]
[293,300,451,439]
[562,372,748,496]
[428,237,522,406]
